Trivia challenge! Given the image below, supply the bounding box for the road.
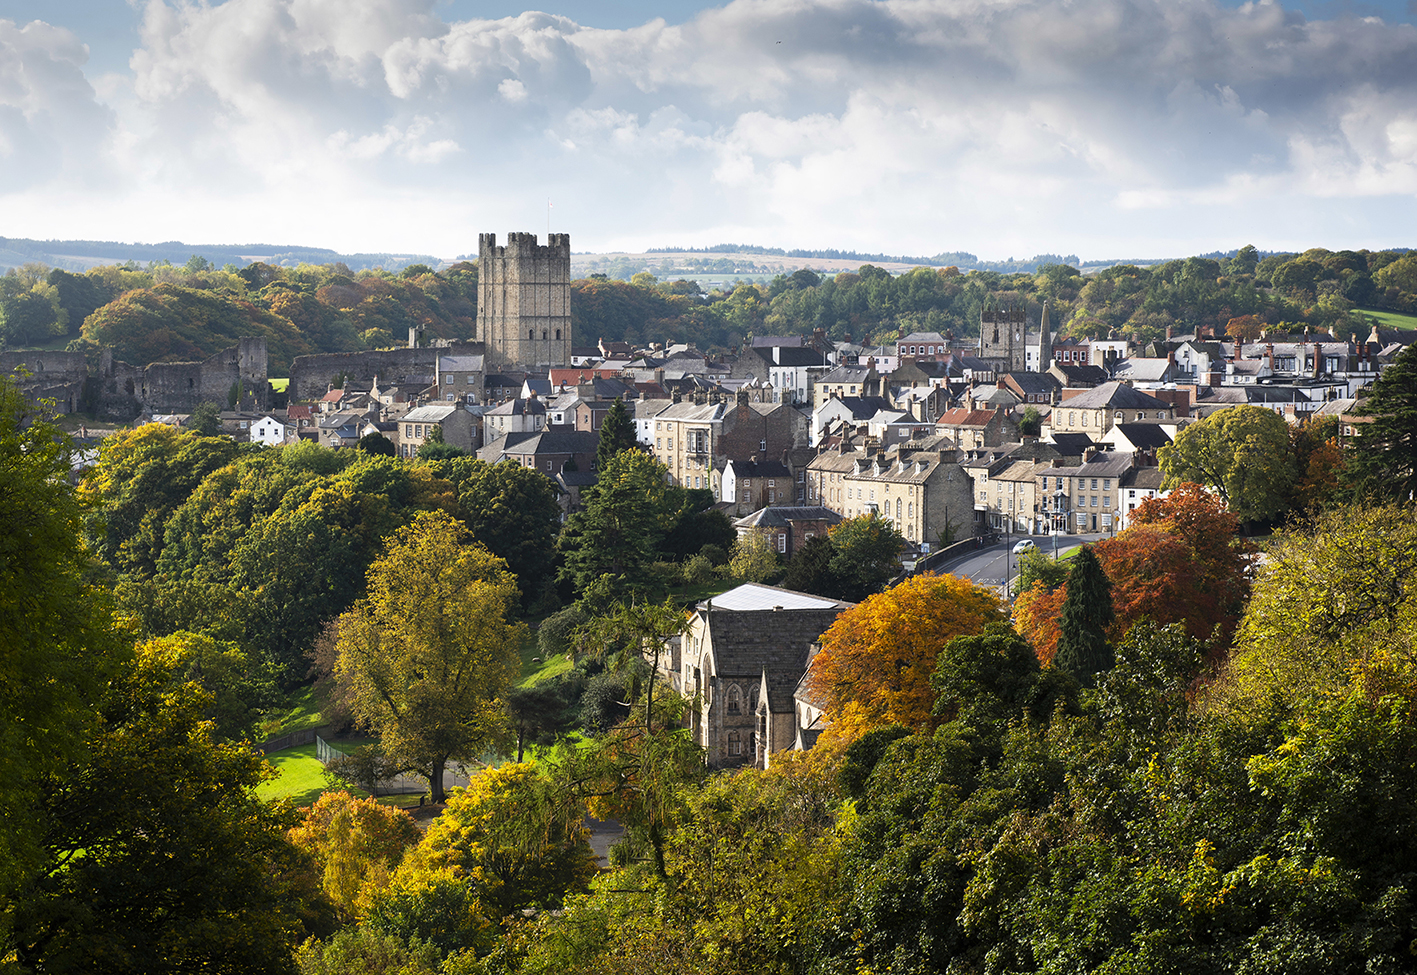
[924,533,1111,596]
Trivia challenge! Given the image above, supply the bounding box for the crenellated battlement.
[478,232,571,262]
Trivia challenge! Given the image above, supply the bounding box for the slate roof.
[734,506,843,530]
[1061,381,1170,411]
[1108,423,1173,451]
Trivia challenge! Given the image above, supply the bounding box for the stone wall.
[2,350,88,414]
[287,342,484,402]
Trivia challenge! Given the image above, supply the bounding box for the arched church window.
[726,684,742,715]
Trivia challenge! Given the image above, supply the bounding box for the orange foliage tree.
[807,572,1005,740]
[1016,485,1253,667]
[1014,581,1066,667]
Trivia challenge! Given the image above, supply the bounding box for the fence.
[257,728,318,755]
[314,734,476,797]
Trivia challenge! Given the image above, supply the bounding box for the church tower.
[979,302,1027,373]
[478,232,572,369]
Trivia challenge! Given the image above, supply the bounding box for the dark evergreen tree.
[355,431,396,456]
[1343,341,1417,504]
[595,398,638,469]
[1053,545,1115,685]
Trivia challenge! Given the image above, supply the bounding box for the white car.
[1012,539,1036,555]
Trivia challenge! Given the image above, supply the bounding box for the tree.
[574,597,692,734]
[1214,504,1417,713]
[8,639,323,972]
[1018,406,1042,437]
[595,397,638,468]
[1342,341,1417,504]
[1052,546,1114,685]
[558,450,674,602]
[506,680,582,761]
[808,573,1006,738]
[1160,405,1298,525]
[434,457,563,594]
[1225,314,1265,340]
[356,431,396,456]
[824,512,904,602]
[387,762,597,924]
[0,378,119,911]
[728,531,781,583]
[287,791,420,921]
[189,401,222,437]
[334,511,525,803]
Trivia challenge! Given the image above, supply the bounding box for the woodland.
[2,245,1417,371]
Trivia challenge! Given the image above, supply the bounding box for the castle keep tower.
[478,232,571,369]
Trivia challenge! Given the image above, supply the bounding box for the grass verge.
[258,682,328,741]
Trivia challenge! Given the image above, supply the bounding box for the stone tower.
[1036,301,1052,372]
[478,232,572,369]
[979,304,1027,373]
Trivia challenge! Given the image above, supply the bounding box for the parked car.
[1012,539,1036,554]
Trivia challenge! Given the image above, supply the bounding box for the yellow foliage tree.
[390,762,597,921]
[287,791,420,920]
[807,572,1006,740]
[1210,504,1417,714]
[334,510,524,802]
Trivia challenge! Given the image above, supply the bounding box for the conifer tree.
[1052,545,1115,685]
[595,397,638,469]
[1343,341,1417,504]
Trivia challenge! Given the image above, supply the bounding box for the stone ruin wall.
[287,341,485,402]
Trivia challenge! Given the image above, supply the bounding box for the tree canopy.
[334,511,525,803]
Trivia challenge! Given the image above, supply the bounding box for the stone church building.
[662,583,853,769]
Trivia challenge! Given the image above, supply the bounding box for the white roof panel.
[707,583,843,612]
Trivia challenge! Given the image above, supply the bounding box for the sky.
[2,0,1416,262]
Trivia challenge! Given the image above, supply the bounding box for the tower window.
[528,329,534,340]
[555,329,561,340]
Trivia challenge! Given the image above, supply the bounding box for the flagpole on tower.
[547,199,552,237]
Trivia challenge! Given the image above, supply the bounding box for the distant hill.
[0,237,443,275]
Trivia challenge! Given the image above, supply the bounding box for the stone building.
[478,232,571,370]
[665,583,853,769]
[978,305,1028,373]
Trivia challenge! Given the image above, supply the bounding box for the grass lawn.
[255,743,330,806]
[258,682,328,741]
[270,378,290,392]
[1356,308,1417,332]
[518,627,574,687]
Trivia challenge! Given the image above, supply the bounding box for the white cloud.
[3,0,1417,257]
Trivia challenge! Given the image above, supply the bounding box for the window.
[1103,496,1111,508]
[542,330,548,340]
[728,731,742,755]
[1091,496,1098,507]
[546,460,553,470]
[528,329,534,340]
[1091,479,1098,489]
[1068,412,1075,424]
[778,534,787,554]
[555,329,561,340]
[768,479,775,487]
[726,685,742,715]
[1103,479,1111,489]
[760,439,767,452]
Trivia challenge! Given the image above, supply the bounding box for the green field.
[258,682,327,740]
[1357,308,1417,332]
[270,378,290,392]
[255,742,330,806]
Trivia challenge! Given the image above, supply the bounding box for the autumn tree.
[287,791,420,921]
[1160,404,1298,525]
[1225,313,1265,341]
[808,572,1006,739]
[1052,546,1115,685]
[334,510,524,803]
[1213,504,1417,713]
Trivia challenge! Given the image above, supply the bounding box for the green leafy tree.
[0,379,119,910]
[334,511,525,803]
[1342,341,1417,503]
[9,639,323,972]
[1160,404,1298,525]
[1018,406,1042,437]
[1052,545,1114,685]
[825,512,904,601]
[595,397,638,468]
[189,401,222,437]
[432,457,562,596]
